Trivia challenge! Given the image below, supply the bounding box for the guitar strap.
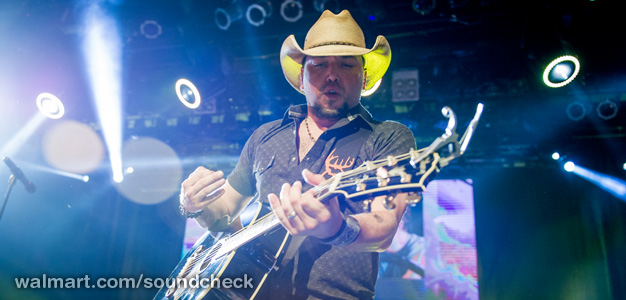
[281,116,374,267]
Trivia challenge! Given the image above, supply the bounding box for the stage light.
[543,55,580,88]
[82,3,124,184]
[125,166,134,174]
[36,93,65,119]
[569,163,626,203]
[623,162,626,171]
[361,79,382,97]
[564,161,575,172]
[246,1,272,27]
[596,99,618,120]
[176,79,201,109]
[413,0,436,15]
[566,101,586,121]
[215,3,243,30]
[19,162,91,182]
[1,114,46,158]
[140,20,161,39]
[280,0,302,23]
[552,152,560,160]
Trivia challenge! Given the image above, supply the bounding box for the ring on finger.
[287,210,297,220]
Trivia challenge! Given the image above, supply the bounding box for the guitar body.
[153,202,290,300]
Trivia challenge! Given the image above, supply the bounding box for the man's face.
[300,56,366,119]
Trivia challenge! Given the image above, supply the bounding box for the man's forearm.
[345,194,408,252]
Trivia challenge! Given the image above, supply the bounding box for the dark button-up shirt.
[228,104,416,299]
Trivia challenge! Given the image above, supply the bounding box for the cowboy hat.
[280,10,391,95]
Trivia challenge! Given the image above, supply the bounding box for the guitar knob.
[406,192,423,206]
[362,200,372,213]
[383,195,396,210]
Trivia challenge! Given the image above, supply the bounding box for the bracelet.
[179,204,203,219]
[318,214,361,246]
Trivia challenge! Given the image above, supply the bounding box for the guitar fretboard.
[214,212,281,258]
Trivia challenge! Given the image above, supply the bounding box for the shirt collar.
[281,103,378,130]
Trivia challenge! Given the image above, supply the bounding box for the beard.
[311,101,350,120]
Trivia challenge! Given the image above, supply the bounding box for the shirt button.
[291,157,296,162]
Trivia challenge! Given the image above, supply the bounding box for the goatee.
[311,102,350,120]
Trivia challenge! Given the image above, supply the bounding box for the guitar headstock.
[314,103,483,212]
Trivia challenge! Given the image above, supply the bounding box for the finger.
[285,181,309,231]
[278,182,296,217]
[184,170,224,202]
[268,193,296,235]
[195,177,226,201]
[197,188,226,206]
[193,170,224,193]
[182,166,209,190]
[302,169,327,186]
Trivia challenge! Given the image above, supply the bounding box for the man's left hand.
[268,169,344,239]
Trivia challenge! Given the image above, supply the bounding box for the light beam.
[81,2,124,183]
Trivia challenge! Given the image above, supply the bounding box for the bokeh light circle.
[42,120,105,173]
[114,137,182,205]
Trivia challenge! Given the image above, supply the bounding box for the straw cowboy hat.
[280,10,391,95]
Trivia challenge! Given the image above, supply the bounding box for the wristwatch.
[179,204,203,219]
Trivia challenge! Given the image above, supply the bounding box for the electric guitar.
[153,104,484,300]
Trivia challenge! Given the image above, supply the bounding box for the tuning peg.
[400,172,412,183]
[383,194,396,210]
[406,192,423,206]
[376,168,389,187]
[362,199,373,213]
[356,179,367,192]
[386,155,398,167]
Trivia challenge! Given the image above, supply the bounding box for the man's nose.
[325,63,340,82]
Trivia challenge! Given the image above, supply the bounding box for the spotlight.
[361,79,382,97]
[566,101,586,121]
[215,3,243,30]
[83,175,90,182]
[564,161,575,172]
[623,162,626,171]
[176,78,201,109]
[280,0,303,23]
[596,99,618,120]
[140,20,161,39]
[552,152,560,160]
[543,55,580,88]
[36,92,65,119]
[113,173,123,183]
[246,1,272,27]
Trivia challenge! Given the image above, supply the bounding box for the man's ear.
[300,68,304,91]
[362,70,368,90]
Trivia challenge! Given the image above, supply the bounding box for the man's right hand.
[180,166,226,213]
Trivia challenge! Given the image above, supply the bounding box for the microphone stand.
[0,174,17,222]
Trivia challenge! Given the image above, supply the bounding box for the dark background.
[1,0,625,299]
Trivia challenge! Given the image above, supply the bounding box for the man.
[180,10,416,299]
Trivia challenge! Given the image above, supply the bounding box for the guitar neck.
[216,211,282,257]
